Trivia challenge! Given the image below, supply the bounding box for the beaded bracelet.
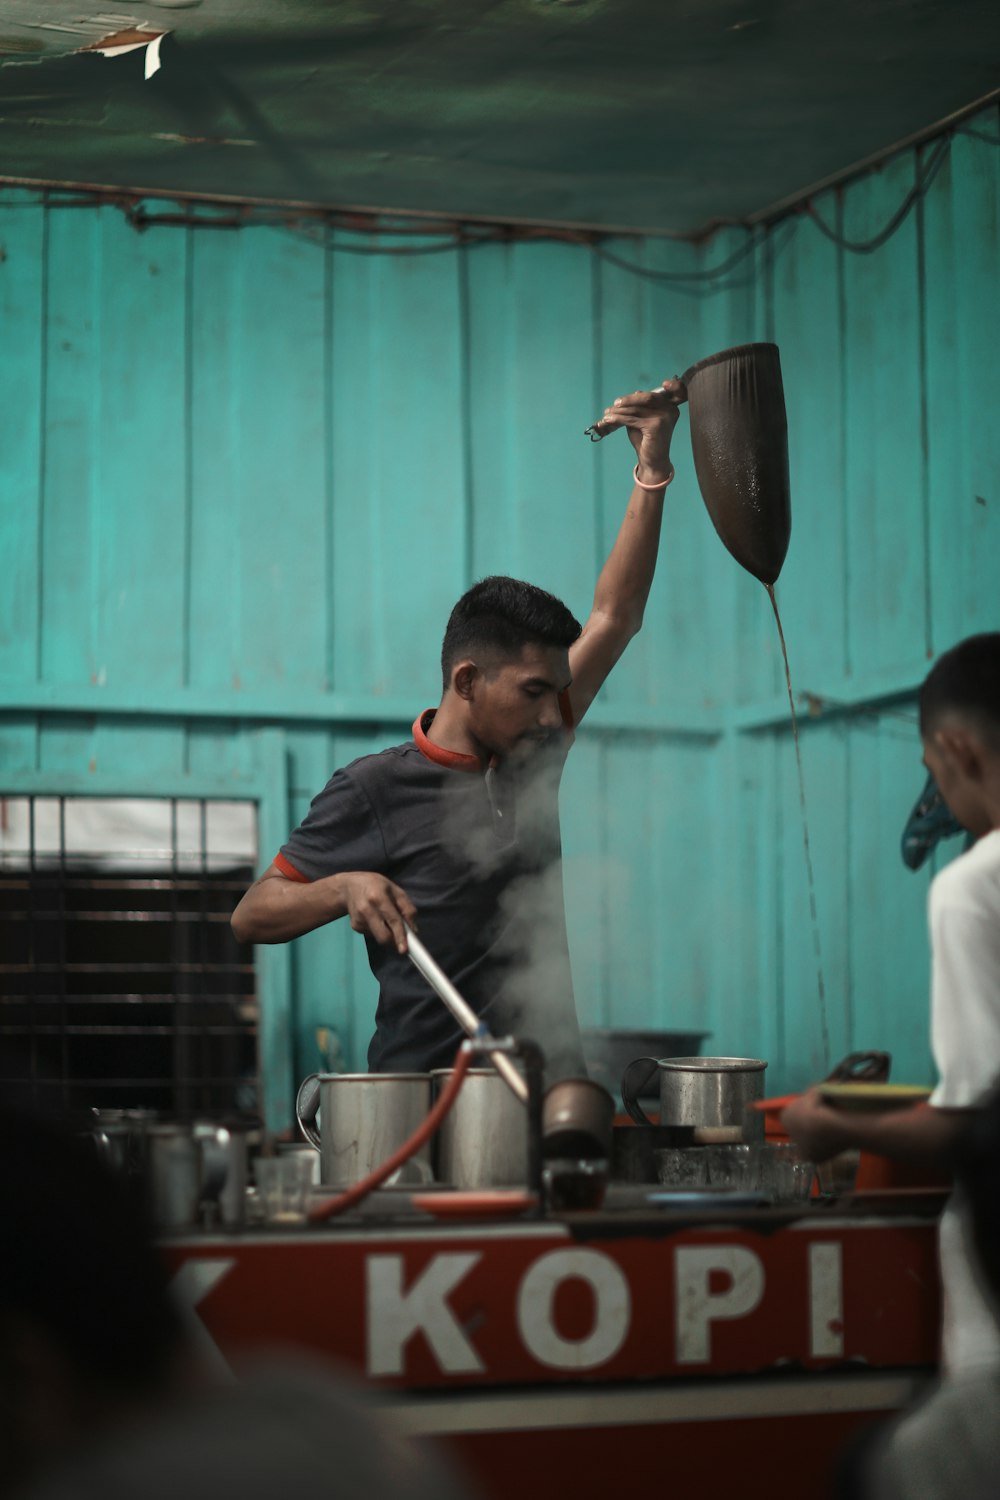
[633,462,675,491]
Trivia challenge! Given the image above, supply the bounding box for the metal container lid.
[311,1071,429,1082]
[657,1056,767,1072]
[429,1066,522,1078]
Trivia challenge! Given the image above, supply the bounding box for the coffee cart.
[162,1190,943,1500]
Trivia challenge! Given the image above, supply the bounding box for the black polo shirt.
[277,707,585,1078]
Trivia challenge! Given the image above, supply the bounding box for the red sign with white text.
[163,1212,940,1389]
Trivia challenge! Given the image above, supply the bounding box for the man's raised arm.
[567,379,685,726]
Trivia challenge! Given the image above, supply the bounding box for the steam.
[490,862,585,1082]
[435,737,593,1083]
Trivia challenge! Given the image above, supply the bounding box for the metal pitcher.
[621,1056,768,1142]
[204,1121,251,1229]
[431,1066,529,1188]
[296,1072,434,1187]
[89,1107,159,1177]
[147,1122,234,1231]
[682,342,792,586]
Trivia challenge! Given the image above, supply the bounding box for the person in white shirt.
[783,631,1000,1377]
[834,1080,1000,1500]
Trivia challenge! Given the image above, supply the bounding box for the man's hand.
[231,863,418,951]
[781,1089,853,1162]
[339,872,417,955]
[598,378,686,483]
[783,1091,966,1167]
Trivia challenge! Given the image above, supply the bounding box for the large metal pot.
[621,1056,768,1142]
[431,1067,528,1188]
[296,1073,434,1187]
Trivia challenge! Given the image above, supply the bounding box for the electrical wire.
[0,111,994,275]
[804,135,951,255]
[957,126,1000,146]
[591,228,759,283]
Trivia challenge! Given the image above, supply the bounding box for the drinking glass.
[543,1158,608,1211]
[655,1146,710,1189]
[254,1154,314,1225]
[763,1142,815,1202]
[705,1143,763,1191]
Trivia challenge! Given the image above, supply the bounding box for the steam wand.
[404,923,529,1105]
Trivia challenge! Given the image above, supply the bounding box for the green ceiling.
[1,0,998,234]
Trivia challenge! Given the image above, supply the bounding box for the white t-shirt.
[928,827,1000,1376]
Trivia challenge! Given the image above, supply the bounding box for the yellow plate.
[819,1082,933,1113]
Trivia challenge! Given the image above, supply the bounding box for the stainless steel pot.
[296,1072,434,1187]
[431,1067,528,1188]
[621,1055,768,1142]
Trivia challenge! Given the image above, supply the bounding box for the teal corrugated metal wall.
[3,111,1000,1120]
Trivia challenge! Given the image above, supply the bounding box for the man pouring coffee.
[232,382,684,1080]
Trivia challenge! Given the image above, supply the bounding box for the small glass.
[762,1143,815,1202]
[655,1147,710,1189]
[544,1158,608,1211]
[253,1154,315,1225]
[705,1143,764,1191]
[816,1149,860,1197]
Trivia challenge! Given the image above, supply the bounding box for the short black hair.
[440,576,582,689]
[919,632,1000,742]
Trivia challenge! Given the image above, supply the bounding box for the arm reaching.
[231,863,418,955]
[781,1090,969,1166]
[568,379,685,725]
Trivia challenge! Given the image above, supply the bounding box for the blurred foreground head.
[0,1101,185,1495]
[0,1100,478,1500]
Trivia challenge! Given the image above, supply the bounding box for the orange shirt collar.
[412,710,491,772]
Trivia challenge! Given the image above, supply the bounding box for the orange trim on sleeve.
[274,852,311,883]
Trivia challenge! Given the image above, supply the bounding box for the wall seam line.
[915,146,933,660]
[182,223,193,701]
[837,192,850,681]
[324,222,336,691]
[458,244,474,584]
[35,197,49,690]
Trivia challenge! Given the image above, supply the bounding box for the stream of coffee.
[765,584,831,1073]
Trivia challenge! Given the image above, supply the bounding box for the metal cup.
[622,1056,767,1141]
[542,1077,615,1161]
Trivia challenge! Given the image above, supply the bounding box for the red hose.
[308,1045,474,1223]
